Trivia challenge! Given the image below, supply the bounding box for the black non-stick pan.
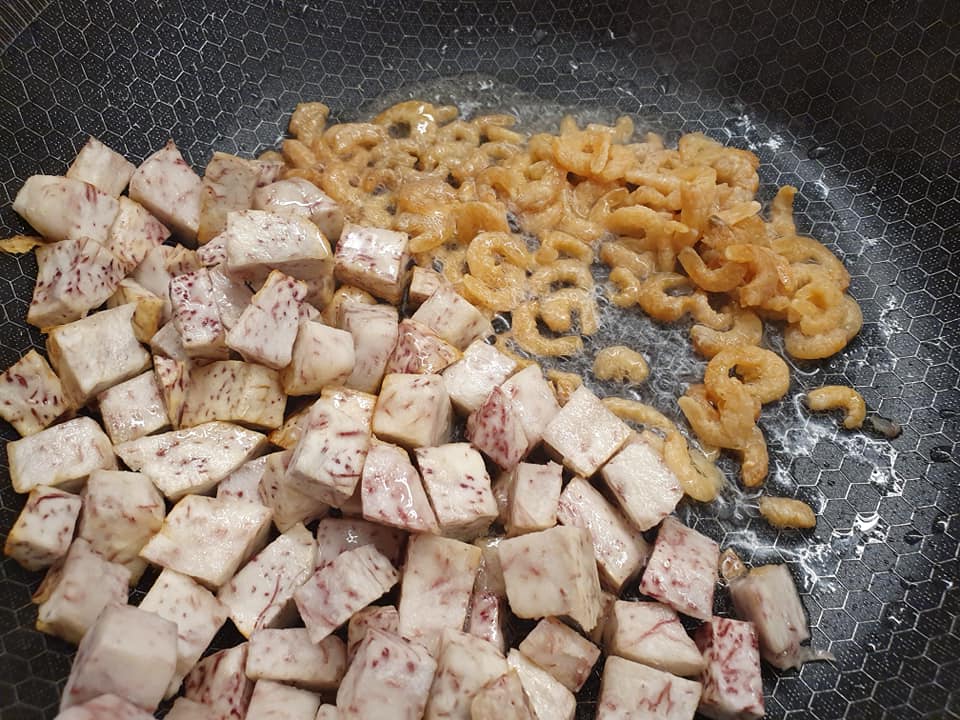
[0,1,957,718]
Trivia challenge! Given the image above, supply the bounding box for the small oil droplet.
[808,145,831,159]
[532,28,548,45]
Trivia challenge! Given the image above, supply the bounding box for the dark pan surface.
[0,1,958,718]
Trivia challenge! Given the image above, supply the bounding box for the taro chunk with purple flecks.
[372,373,453,450]
[347,606,400,661]
[338,301,400,394]
[56,694,156,720]
[505,461,562,537]
[336,629,437,720]
[466,385,527,471]
[601,439,683,532]
[105,197,170,273]
[314,516,406,570]
[252,176,344,242]
[360,442,439,534]
[597,656,702,720]
[47,303,151,407]
[602,601,706,678]
[246,628,347,692]
[334,223,411,305]
[385,319,460,376]
[139,568,229,699]
[411,284,493,350]
[28,236,123,329]
[197,152,259,245]
[470,671,536,720]
[398,534,482,656]
[179,360,285,431]
[423,629,508,720]
[7,416,116,494]
[13,175,120,244]
[226,270,307,370]
[694,617,764,720]
[169,268,229,360]
[259,450,330,533]
[293,544,398,644]
[517,617,600,693]
[97,371,170,444]
[442,338,517,415]
[66,136,136,197]
[60,604,178,713]
[541,385,631,478]
[500,365,560,455]
[280,320,355,396]
[183,644,254,720]
[0,349,69,436]
[3,485,81,572]
[639,517,719,621]
[128,140,203,241]
[507,648,576,720]
[415,443,498,540]
[34,538,130,645]
[78,469,165,584]
[139,495,273,588]
[244,679,322,720]
[218,522,317,638]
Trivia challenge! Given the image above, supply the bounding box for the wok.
[0,1,957,718]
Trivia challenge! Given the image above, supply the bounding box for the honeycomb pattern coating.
[0,1,957,718]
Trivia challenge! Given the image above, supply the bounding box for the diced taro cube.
[280,320,355,395]
[153,356,189,427]
[470,671,536,720]
[13,175,120,244]
[506,462,562,536]
[320,386,377,430]
[506,649,575,720]
[500,365,560,454]
[47,303,151,406]
[442,339,516,415]
[183,644,254,720]
[151,322,190,362]
[7,416,116,493]
[258,451,330,532]
[218,522,317,637]
[227,270,307,369]
[398,534,481,655]
[411,285,493,350]
[542,386,631,477]
[67,136,136,197]
[246,628,347,691]
[97,371,170,444]
[57,693,156,720]
[107,278,165,344]
[639,517,720,621]
[198,152,259,244]
[588,591,618,646]
[424,629,508,720]
[129,140,203,241]
[29,236,123,329]
[266,405,311,449]
[466,386,527,470]
[252,176,344,241]
[60,604,177,712]
[334,223,411,304]
[105,197,170,273]
[694,618,764,720]
[557,477,650,593]
[518,618,600,692]
[287,399,370,507]
[347,605,400,661]
[207,264,253,330]
[385,319,460,375]
[338,301,399,393]
[597,656,702,720]
[601,440,683,531]
[415,443,497,540]
[180,360,285,430]
[466,591,507,654]
[3,485,81,571]
[197,233,228,266]
[34,538,130,644]
[116,421,265,499]
[361,442,438,533]
[245,680,322,720]
[498,526,601,632]
[218,456,269,505]
[0,349,68,435]
[139,495,272,588]
[139,569,229,698]
[78,470,164,583]
[407,266,443,308]
[729,563,824,670]
[603,601,706,677]
[294,544,398,643]
[132,244,200,314]
[373,373,453,449]
[169,269,229,359]
[337,629,437,720]
[315,516,406,569]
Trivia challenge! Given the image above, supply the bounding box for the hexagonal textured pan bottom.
[0,1,957,718]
